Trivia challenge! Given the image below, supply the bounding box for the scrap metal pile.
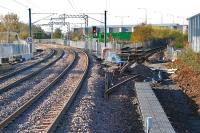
[103,46,166,97]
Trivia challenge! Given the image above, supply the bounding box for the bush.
[132,24,188,48]
[179,49,200,72]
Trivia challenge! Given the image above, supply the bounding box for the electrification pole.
[28,8,32,53]
[104,10,107,47]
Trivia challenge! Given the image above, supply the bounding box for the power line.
[67,0,77,14]
[0,5,13,11]
[12,0,29,8]
[71,0,79,13]
[26,0,42,10]
[32,14,57,24]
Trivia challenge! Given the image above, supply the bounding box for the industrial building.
[72,24,187,34]
[188,13,200,52]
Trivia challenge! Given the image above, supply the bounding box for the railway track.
[0,49,55,81]
[0,48,74,130]
[0,48,89,132]
[0,49,63,94]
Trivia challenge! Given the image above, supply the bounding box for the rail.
[0,49,55,81]
[46,49,89,133]
[0,49,63,94]
[0,49,76,129]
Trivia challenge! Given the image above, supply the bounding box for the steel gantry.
[37,21,70,41]
[59,14,88,27]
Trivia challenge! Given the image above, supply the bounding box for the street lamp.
[138,8,147,24]
[167,14,175,24]
[154,11,163,24]
[177,16,185,25]
[115,16,129,26]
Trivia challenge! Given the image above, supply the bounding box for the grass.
[179,48,200,72]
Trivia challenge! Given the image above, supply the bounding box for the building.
[188,13,200,52]
[72,24,186,34]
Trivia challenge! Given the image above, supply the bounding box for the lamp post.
[138,8,147,24]
[177,16,185,25]
[154,11,163,24]
[115,16,129,26]
[167,14,175,24]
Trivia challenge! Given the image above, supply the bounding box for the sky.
[0,0,199,31]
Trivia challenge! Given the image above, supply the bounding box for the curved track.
[0,48,74,130]
[0,48,89,133]
[0,49,63,94]
[0,49,55,81]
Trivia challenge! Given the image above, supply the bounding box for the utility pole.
[104,10,107,47]
[28,8,32,53]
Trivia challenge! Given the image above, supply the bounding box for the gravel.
[2,50,86,132]
[146,61,199,132]
[1,50,144,133]
[0,49,72,123]
[55,54,144,133]
[152,84,193,132]
[0,49,58,88]
[0,49,50,77]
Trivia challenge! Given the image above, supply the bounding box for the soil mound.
[167,60,200,114]
[130,64,155,78]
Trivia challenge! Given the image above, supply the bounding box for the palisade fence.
[0,32,35,63]
[0,40,33,59]
[165,45,182,61]
[35,38,177,60]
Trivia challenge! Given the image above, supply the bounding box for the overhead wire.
[67,0,78,14]
[0,4,13,11]
[70,0,79,13]
[12,0,29,8]
[26,0,43,10]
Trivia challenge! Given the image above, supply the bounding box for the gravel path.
[55,55,144,133]
[2,50,86,132]
[0,49,72,123]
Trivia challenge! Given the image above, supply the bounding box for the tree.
[132,24,188,48]
[18,22,28,39]
[132,25,154,43]
[1,13,19,32]
[53,28,62,38]
[0,13,50,41]
[32,25,49,39]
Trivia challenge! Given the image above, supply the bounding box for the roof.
[188,13,200,20]
[86,24,181,28]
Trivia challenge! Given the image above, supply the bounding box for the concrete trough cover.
[135,82,175,133]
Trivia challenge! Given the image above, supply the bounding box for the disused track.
[0,48,89,133]
[0,49,63,94]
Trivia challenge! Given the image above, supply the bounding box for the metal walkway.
[135,82,175,133]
